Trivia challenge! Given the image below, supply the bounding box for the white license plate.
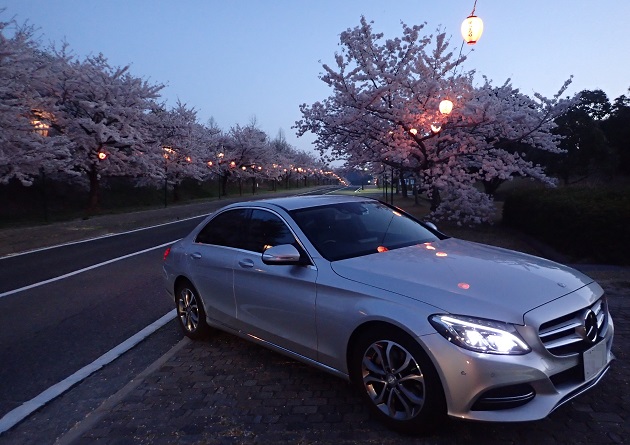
[583,340,607,380]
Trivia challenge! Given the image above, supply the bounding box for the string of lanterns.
[407,2,484,137]
[437,2,483,120]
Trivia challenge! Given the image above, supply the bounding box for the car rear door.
[187,208,250,329]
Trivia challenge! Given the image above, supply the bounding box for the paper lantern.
[461,15,483,45]
[439,99,453,115]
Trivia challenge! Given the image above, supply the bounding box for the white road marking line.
[0,241,178,299]
[0,309,177,434]
[1,214,206,259]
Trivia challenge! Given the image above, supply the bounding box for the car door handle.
[190,252,202,259]
[238,258,254,268]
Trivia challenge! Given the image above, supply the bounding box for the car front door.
[233,208,318,359]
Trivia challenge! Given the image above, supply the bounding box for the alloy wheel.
[361,339,426,420]
[177,287,200,333]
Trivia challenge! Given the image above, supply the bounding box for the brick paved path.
[48,279,628,445]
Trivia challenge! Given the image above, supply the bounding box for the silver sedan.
[162,195,614,434]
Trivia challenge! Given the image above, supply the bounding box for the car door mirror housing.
[262,244,302,265]
[424,221,438,231]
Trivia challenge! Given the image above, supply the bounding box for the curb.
[54,337,191,445]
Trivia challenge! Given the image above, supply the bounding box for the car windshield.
[290,201,440,261]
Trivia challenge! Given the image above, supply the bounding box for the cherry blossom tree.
[150,101,220,202]
[44,49,164,210]
[193,117,225,181]
[0,18,71,186]
[217,121,270,195]
[296,17,573,223]
[1,12,331,211]
[260,131,327,190]
[265,130,299,188]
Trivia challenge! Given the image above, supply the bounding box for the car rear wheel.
[350,328,446,434]
[175,281,209,339]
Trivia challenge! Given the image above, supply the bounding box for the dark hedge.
[502,187,630,265]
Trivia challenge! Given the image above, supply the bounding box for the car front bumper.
[422,315,614,422]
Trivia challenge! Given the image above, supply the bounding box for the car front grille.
[538,297,609,357]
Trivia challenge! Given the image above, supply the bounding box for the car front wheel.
[350,328,446,434]
[175,281,210,339]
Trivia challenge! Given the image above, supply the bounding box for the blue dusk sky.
[2,1,629,157]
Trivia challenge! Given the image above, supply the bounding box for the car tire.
[350,327,446,435]
[175,280,210,340]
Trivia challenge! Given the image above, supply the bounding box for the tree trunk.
[400,172,408,198]
[87,163,100,213]
[40,168,49,222]
[221,173,229,196]
[430,185,441,212]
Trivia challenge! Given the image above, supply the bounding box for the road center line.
[0,241,178,299]
[0,309,177,434]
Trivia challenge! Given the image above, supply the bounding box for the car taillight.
[163,247,171,261]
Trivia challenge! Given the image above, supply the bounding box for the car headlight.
[429,314,531,355]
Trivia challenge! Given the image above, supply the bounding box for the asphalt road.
[0,216,205,293]
[0,186,344,426]
[0,217,206,418]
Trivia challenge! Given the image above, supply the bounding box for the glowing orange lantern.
[439,99,453,115]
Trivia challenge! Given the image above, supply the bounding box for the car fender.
[314,265,443,375]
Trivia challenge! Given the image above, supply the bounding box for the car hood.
[329,238,593,324]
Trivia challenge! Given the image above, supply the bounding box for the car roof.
[227,194,376,212]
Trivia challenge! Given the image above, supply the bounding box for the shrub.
[503,186,630,264]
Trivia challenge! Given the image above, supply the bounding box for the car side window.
[195,209,249,248]
[244,209,296,253]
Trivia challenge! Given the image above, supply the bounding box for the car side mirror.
[262,244,302,265]
[424,221,438,231]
